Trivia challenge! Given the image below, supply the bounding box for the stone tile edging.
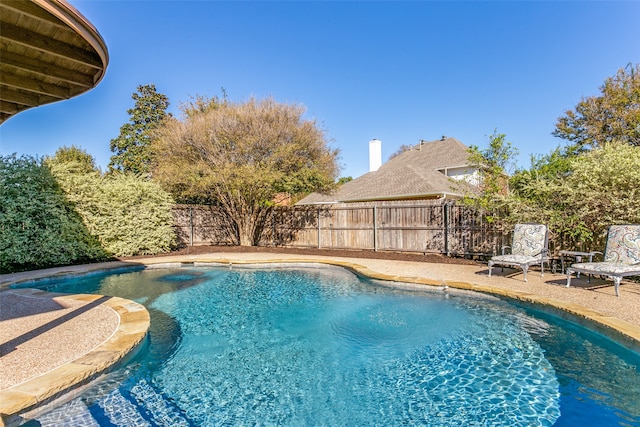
[0,290,150,427]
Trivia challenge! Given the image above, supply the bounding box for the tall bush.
[0,155,109,273]
[563,143,640,244]
[94,173,177,256]
[507,143,640,250]
[48,147,176,257]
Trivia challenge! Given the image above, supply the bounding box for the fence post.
[271,210,276,247]
[443,202,450,256]
[189,206,194,247]
[329,222,334,248]
[373,205,378,251]
[317,207,321,249]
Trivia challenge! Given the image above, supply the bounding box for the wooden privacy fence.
[174,202,507,257]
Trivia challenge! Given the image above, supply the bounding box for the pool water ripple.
[149,267,561,426]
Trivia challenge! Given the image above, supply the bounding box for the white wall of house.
[441,166,481,186]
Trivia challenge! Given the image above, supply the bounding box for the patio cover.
[0,0,108,123]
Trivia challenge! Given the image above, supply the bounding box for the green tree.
[463,130,519,213]
[553,63,640,151]
[505,149,572,239]
[153,96,340,246]
[109,84,170,174]
[337,176,353,185]
[508,146,573,212]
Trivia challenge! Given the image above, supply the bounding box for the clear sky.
[1,1,639,179]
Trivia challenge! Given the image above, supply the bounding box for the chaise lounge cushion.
[603,224,640,264]
[569,262,640,276]
[489,254,543,267]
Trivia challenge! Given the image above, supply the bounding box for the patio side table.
[560,250,601,280]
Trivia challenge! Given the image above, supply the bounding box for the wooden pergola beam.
[0,0,108,124]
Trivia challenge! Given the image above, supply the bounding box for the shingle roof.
[297,137,475,204]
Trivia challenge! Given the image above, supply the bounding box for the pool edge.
[0,292,150,427]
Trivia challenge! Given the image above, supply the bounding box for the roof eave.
[340,191,464,203]
[436,164,476,171]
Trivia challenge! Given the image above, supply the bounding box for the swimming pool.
[20,265,640,426]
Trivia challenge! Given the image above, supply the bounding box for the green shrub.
[563,143,640,244]
[0,155,109,273]
[507,143,640,249]
[48,148,176,257]
[92,173,176,256]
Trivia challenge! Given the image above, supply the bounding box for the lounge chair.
[488,223,549,282]
[566,224,640,296]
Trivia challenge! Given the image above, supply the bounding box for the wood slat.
[0,21,102,69]
[0,50,95,87]
[0,70,70,99]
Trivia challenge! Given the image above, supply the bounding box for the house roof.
[0,0,108,123]
[297,137,476,205]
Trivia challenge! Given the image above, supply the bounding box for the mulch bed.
[122,245,481,266]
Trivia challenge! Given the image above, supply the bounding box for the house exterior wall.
[443,166,481,186]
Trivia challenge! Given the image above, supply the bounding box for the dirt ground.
[123,245,481,266]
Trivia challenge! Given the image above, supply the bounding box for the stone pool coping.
[1,253,639,425]
[0,288,149,427]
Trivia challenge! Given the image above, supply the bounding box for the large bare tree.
[152,96,339,246]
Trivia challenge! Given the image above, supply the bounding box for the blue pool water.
[19,265,640,426]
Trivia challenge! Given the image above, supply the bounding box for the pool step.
[28,378,194,426]
[27,398,100,426]
[87,387,151,426]
[128,379,193,426]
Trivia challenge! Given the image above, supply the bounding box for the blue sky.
[1,1,639,179]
